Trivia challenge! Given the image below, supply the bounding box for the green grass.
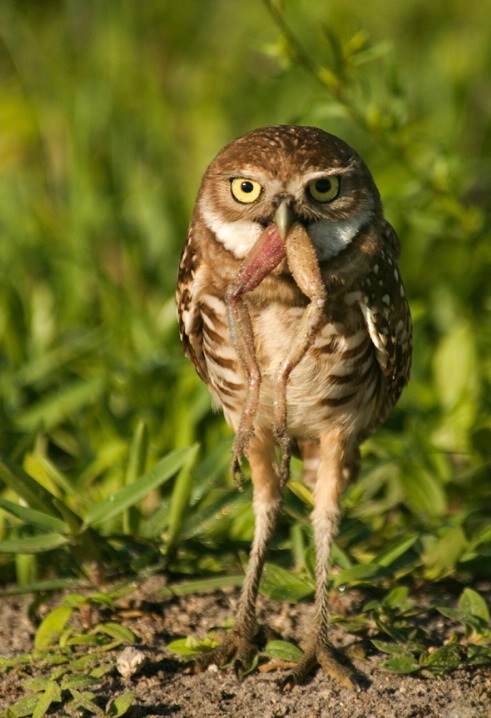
[0,1,490,714]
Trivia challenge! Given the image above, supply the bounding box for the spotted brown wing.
[358,220,412,415]
[176,226,209,384]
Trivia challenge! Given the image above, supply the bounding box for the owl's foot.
[231,453,246,491]
[231,426,255,490]
[280,639,365,692]
[277,432,292,487]
[190,625,274,680]
[272,419,292,487]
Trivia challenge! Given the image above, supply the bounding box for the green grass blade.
[422,643,462,673]
[380,654,421,674]
[260,563,314,602]
[15,552,38,587]
[107,692,135,718]
[15,376,105,431]
[0,578,90,596]
[165,444,199,552]
[83,446,196,527]
[187,438,232,506]
[264,640,303,662]
[3,693,39,718]
[24,453,88,503]
[179,487,251,541]
[68,689,105,717]
[160,574,244,596]
[0,455,62,517]
[287,479,314,509]
[374,534,419,567]
[15,330,102,386]
[458,588,490,624]
[334,562,391,588]
[0,534,69,553]
[0,497,68,533]
[0,454,84,536]
[125,421,149,486]
[60,675,100,690]
[94,622,136,643]
[32,680,62,718]
[34,605,74,649]
[123,420,149,535]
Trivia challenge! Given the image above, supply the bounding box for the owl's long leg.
[282,430,362,691]
[233,436,284,674]
[193,435,283,677]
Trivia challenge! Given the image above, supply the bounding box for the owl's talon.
[348,671,365,692]
[231,457,245,491]
[279,674,296,693]
[233,658,243,680]
[231,428,254,490]
[274,425,291,486]
[234,646,257,683]
[190,625,271,681]
[279,447,291,487]
[279,640,365,691]
[192,633,237,674]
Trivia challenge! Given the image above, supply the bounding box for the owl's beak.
[274,200,295,241]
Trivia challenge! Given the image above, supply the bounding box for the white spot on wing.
[359,301,388,369]
[343,290,363,306]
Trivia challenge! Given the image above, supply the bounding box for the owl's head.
[198,125,381,262]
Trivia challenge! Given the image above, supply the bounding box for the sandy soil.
[1,577,490,718]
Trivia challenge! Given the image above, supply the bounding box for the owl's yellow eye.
[307,176,340,203]
[230,178,262,204]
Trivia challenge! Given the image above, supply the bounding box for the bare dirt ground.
[1,577,490,718]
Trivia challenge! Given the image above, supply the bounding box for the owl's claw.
[279,451,291,488]
[231,423,256,490]
[273,381,291,487]
[279,640,365,692]
[274,425,292,487]
[231,453,246,491]
[191,625,273,679]
[190,632,238,674]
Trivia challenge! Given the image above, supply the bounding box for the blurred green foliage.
[0,0,490,594]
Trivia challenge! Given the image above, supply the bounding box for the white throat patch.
[308,210,372,260]
[202,201,372,262]
[202,205,262,258]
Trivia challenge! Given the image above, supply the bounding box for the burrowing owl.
[176,125,412,689]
